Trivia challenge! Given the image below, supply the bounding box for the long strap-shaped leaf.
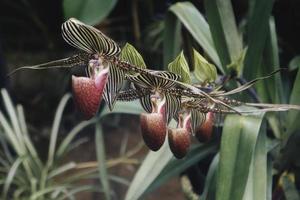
[102,64,125,111]
[62,18,121,56]
[126,71,180,90]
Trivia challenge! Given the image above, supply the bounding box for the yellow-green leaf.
[121,43,146,69]
[193,49,217,83]
[168,51,191,83]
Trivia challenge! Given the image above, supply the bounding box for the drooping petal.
[102,63,125,111]
[140,113,167,151]
[168,128,191,159]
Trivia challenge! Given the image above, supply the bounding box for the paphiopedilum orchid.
[9,18,300,159]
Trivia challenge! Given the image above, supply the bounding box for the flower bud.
[195,112,214,142]
[140,113,167,151]
[168,128,191,159]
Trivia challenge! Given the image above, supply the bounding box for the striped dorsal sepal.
[102,63,125,111]
[62,18,121,57]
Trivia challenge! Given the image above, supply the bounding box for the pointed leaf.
[193,49,217,83]
[168,51,191,83]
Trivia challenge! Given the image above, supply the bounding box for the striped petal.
[126,71,180,89]
[139,94,152,113]
[102,63,125,110]
[165,92,181,123]
[62,18,121,56]
[190,109,206,135]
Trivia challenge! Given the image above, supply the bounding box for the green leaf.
[95,123,111,200]
[168,2,223,73]
[121,43,147,69]
[193,49,217,83]
[63,0,117,25]
[201,154,219,200]
[285,67,300,140]
[204,0,243,69]
[243,0,274,79]
[216,111,265,200]
[168,51,191,83]
[256,17,283,104]
[243,122,267,200]
[2,157,24,199]
[289,56,300,71]
[163,13,182,67]
[47,94,71,168]
[124,141,173,200]
[56,119,96,159]
[227,49,246,75]
[281,173,300,200]
[147,143,218,194]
